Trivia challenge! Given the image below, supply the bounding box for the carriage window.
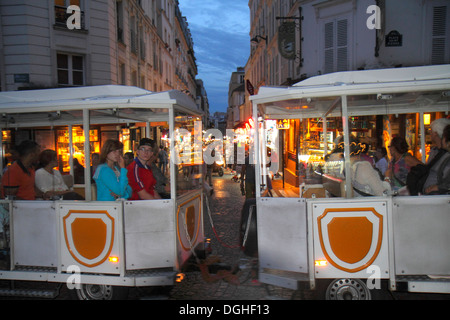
[174,116,203,196]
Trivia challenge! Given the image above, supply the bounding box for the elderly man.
[427,118,450,163]
[423,119,450,194]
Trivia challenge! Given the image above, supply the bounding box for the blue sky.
[178,1,250,114]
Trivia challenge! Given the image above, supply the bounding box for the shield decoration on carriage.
[317,208,383,273]
[63,210,115,267]
[177,195,201,251]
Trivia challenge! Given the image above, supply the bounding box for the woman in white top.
[35,149,83,200]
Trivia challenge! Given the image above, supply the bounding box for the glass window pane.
[174,116,203,197]
[72,71,83,85]
[57,54,68,69]
[72,55,83,70]
[58,70,69,84]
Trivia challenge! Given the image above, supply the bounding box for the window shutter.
[431,6,447,64]
[336,19,348,71]
[324,22,334,73]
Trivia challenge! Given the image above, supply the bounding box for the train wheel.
[76,284,129,300]
[325,279,371,300]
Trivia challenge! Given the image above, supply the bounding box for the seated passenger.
[126,138,161,200]
[123,152,134,168]
[384,136,422,192]
[374,147,388,176]
[350,139,391,197]
[1,140,40,200]
[423,124,450,195]
[93,139,131,201]
[73,158,85,184]
[35,149,84,200]
[427,118,450,164]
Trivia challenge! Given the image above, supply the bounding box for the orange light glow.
[315,260,328,267]
[176,273,185,283]
[108,256,119,263]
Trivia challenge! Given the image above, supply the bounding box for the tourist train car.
[0,85,205,299]
[246,65,450,299]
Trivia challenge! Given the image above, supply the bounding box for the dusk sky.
[178,1,250,114]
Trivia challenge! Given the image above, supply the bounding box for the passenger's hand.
[118,154,125,168]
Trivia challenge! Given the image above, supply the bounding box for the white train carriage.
[0,86,205,299]
[247,65,450,299]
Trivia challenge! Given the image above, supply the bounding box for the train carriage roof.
[0,85,201,127]
[251,65,450,119]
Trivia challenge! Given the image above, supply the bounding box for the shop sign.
[276,119,290,129]
[14,74,29,83]
[278,21,296,60]
[385,30,402,47]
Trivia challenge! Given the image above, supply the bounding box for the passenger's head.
[138,138,155,149]
[443,124,450,151]
[431,118,450,147]
[124,152,134,166]
[431,118,450,139]
[16,140,40,163]
[389,136,409,155]
[91,153,100,165]
[136,139,154,163]
[39,149,58,168]
[100,139,124,164]
[376,147,387,158]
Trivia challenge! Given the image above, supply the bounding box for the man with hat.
[126,138,161,200]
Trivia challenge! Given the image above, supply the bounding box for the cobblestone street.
[166,170,272,300]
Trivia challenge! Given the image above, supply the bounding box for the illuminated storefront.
[274,111,448,189]
[1,123,164,180]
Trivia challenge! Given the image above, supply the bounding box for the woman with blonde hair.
[93,139,131,201]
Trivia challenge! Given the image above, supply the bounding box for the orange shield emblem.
[318,208,383,273]
[177,195,201,251]
[63,210,115,267]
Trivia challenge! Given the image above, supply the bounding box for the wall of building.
[0,0,206,121]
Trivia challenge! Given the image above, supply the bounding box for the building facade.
[227,66,245,129]
[0,0,208,118]
[244,0,449,185]
[245,0,450,113]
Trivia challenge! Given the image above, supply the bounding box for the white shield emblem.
[317,208,383,273]
[63,210,115,268]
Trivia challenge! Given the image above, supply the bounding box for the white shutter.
[324,18,348,73]
[324,22,334,73]
[336,19,348,71]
